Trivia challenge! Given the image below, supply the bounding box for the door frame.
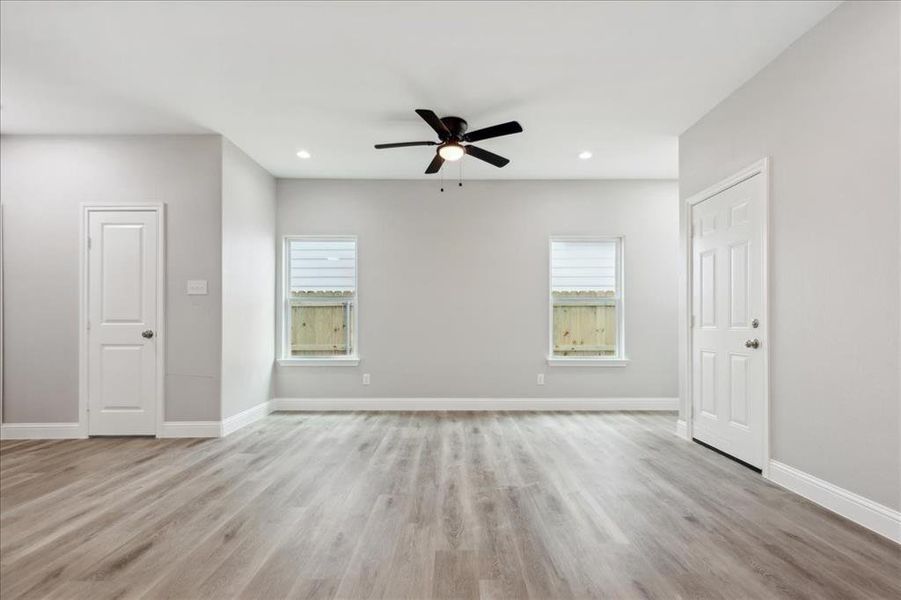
[79,204,166,437]
[680,158,771,477]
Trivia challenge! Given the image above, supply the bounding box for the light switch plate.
[186,279,208,295]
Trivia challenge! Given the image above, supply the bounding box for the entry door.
[691,173,765,468]
[87,210,159,435]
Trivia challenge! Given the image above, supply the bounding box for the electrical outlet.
[362,373,370,385]
[537,373,545,385]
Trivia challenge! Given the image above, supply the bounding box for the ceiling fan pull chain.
[459,159,463,188]
[440,168,444,193]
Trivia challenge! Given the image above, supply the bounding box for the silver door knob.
[142,330,154,339]
[745,338,759,349]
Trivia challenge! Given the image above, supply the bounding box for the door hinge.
[87,319,91,331]
[87,236,92,250]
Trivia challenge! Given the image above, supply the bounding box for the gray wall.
[0,135,223,422]
[221,139,276,419]
[679,1,900,508]
[276,179,679,399]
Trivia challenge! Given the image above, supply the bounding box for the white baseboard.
[159,421,222,438]
[0,422,87,440]
[221,400,274,436]
[675,419,688,440]
[767,460,901,544]
[271,397,678,412]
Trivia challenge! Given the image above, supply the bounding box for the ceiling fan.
[374,109,523,174]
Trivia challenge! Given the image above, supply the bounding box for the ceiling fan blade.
[415,109,450,138]
[374,141,437,149]
[463,121,523,143]
[425,153,445,174]
[465,145,510,168]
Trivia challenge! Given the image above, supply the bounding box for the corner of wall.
[219,139,277,421]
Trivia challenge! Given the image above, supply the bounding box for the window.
[281,236,358,364]
[549,237,626,364]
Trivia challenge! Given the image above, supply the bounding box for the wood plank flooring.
[1,412,898,599]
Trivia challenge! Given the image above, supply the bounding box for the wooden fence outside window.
[290,292,353,356]
[551,291,617,356]
[289,291,615,357]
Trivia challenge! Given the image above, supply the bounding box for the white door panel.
[691,174,765,468]
[88,210,159,436]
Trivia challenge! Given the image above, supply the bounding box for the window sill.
[277,357,360,367]
[546,357,630,367]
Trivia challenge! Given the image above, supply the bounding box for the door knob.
[744,338,760,349]
[142,330,154,339]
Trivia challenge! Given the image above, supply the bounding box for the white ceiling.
[0,1,840,179]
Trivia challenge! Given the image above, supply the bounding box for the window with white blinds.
[288,239,356,293]
[551,240,617,292]
[549,237,624,360]
[283,237,358,361]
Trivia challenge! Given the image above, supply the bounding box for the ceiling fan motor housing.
[440,116,468,140]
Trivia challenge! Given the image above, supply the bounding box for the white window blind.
[550,240,617,292]
[288,239,356,293]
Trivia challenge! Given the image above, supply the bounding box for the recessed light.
[578,151,592,160]
[296,150,311,159]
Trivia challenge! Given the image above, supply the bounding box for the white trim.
[221,400,274,436]
[272,397,677,412]
[158,421,221,438]
[79,204,166,438]
[548,235,626,361]
[767,460,901,544]
[0,422,87,440]
[675,419,688,440]
[277,357,360,367]
[681,158,771,476]
[546,357,629,367]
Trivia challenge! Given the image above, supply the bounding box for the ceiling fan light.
[438,143,465,161]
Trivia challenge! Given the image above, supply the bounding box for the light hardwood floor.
[1,412,898,599]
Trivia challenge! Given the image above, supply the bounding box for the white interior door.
[691,173,765,468]
[87,209,159,435]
